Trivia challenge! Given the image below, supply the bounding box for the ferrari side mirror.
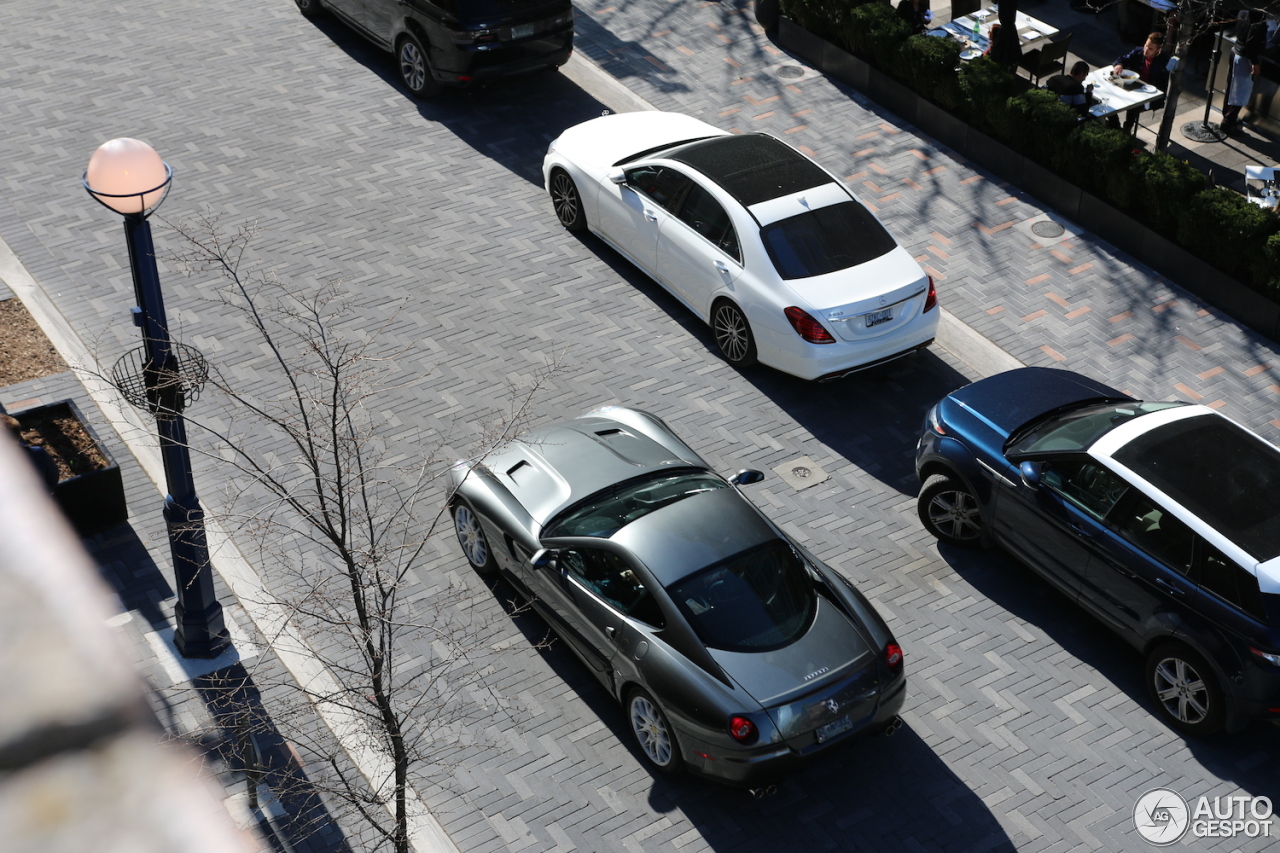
[729,469,765,486]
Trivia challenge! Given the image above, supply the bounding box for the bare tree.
[147,214,554,853]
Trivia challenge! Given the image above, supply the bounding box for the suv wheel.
[1146,642,1225,735]
[295,0,324,17]
[918,473,985,547]
[397,35,443,99]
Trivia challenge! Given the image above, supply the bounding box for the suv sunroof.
[1114,414,1280,560]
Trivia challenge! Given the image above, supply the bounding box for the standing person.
[1,414,59,493]
[1222,9,1266,134]
[1046,61,1097,114]
[895,0,931,35]
[1111,32,1171,131]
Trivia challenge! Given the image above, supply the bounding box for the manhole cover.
[791,466,812,479]
[1031,221,1066,239]
[776,65,805,79]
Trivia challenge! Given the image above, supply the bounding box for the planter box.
[774,15,1280,347]
[1020,160,1081,221]
[778,17,830,69]
[14,399,128,534]
[1137,231,1280,341]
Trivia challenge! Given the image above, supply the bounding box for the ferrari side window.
[563,548,665,627]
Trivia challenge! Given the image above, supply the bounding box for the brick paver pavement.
[1,0,1277,851]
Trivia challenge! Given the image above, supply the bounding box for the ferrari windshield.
[668,540,816,653]
[543,470,726,538]
[1008,400,1185,455]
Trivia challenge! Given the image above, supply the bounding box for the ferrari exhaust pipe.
[883,715,903,736]
[748,784,778,799]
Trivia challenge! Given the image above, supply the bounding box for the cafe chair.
[1018,31,1072,85]
[949,0,982,21]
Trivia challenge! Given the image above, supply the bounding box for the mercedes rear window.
[760,201,897,280]
[1112,415,1280,560]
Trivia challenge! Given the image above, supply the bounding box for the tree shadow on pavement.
[298,13,642,186]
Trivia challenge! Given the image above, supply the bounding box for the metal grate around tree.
[110,341,209,417]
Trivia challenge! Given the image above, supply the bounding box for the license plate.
[815,714,852,743]
[511,23,534,38]
[864,308,893,328]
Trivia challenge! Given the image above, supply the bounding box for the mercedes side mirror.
[729,469,765,486]
[531,549,558,570]
[1019,461,1042,489]
[606,168,627,185]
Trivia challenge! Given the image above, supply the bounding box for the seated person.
[1111,32,1170,130]
[983,23,1001,58]
[895,0,932,35]
[1046,61,1097,114]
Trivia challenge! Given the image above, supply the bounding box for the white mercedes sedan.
[542,111,939,381]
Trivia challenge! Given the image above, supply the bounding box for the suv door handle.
[714,260,729,273]
[644,210,658,222]
[1154,578,1184,596]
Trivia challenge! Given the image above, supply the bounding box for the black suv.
[915,367,1280,735]
[297,0,574,97]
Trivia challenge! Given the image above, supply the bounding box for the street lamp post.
[84,138,229,659]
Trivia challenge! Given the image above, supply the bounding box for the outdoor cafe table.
[929,6,1059,60]
[1083,67,1164,123]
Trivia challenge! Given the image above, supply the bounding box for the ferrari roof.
[611,488,778,587]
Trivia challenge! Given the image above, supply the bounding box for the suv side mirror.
[729,469,765,486]
[531,549,558,571]
[606,168,627,185]
[1019,461,1042,489]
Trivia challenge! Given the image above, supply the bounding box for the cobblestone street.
[1,0,1278,850]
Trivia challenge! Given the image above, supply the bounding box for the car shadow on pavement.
[478,574,1015,852]
[746,348,974,496]
[645,725,1016,853]
[934,541,1280,803]
[298,13,630,187]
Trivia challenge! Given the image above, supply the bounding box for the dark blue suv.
[915,367,1280,735]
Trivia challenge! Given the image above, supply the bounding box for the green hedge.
[847,2,911,71]
[1178,188,1280,286]
[801,8,1280,295]
[1060,123,1141,207]
[899,35,964,112]
[958,57,1023,137]
[1005,88,1080,168]
[781,0,881,43]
